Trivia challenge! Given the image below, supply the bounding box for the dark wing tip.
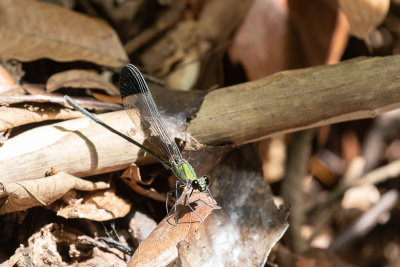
[120,64,144,98]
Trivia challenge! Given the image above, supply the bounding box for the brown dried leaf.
[121,163,155,186]
[0,172,109,214]
[288,0,350,65]
[195,0,252,89]
[339,0,389,41]
[259,136,286,183]
[10,223,127,266]
[230,0,349,80]
[166,48,200,90]
[129,211,158,244]
[57,186,131,221]
[8,247,33,266]
[140,21,200,77]
[0,104,82,131]
[120,163,169,204]
[178,145,288,266]
[341,184,380,211]
[92,92,122,104]
[0,0,128,67]
[0,64,17,94]
[27,223,65,265]
[229,0,289,80]
[128,192,219,267]
[77,247,127,267]
[46,70,119,95]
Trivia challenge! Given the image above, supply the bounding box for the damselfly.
[65,64,211,221]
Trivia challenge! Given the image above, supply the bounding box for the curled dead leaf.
[0,64,17,94]
[0,172,109,214]
[121,163,155,186]
[129,211,158,244]
[339,0,390,41]
[57,186,131,221]
[92,92,122,104]
[46,70,119,96]
[229,0,289,79]
[121,163,169,204]
[0,0,128,66]
[10,223,127,266]
[128,192,220,267]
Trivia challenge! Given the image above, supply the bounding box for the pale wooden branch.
[188,55,400,145]
[1,56,400,182]
[0,111,157,182]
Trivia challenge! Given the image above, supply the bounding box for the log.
[1,55,400,181]
[0,111,153,182]
[188,55,400,144]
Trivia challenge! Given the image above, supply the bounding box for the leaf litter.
[128,192,220,267]
[1,0,395,266]
[0,172,110,215]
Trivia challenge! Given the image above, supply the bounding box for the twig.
[312,159,400,212]
[329,189,399,251]
[0,95,122,111]
[281,129,315,253]
[188,55,400,145]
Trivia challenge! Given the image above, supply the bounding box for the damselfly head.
[192,176,209,192]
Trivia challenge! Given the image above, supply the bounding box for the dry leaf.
[342,184,380,211]
[46,70,119,95]
[0,64,17,94]
[288,0,350,65]
[0,172,109,214]
[308,155,338,186]
[166,48,200,90]
[339,0,390,41]
[0,0,128,67]
[259,136,286,183]
[121,163,169,204]
[140,21,200,78]
[10,223,127,266]
[8,247,33,266]
[57,186,131,221]
[128,192,219,267]
[78,247,127,267]
[230,0,349,80]
[195,0,253,89]
[121,163,155,185]
[129,211,158,244]
[20,83,53,96]
[229,0,289,79]
[341,131,361,162]
[0,104,83,132]
[92,92,122,104]
[178,145,288,266]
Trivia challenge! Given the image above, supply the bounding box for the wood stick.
[0,111,157,182]
[1,55,400,181]
[188,55,400,145]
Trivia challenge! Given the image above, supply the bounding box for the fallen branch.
[1,56,400,181]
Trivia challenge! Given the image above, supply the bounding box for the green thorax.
[172,159,197,183]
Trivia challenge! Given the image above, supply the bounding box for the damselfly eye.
[204,176,209,185]
[192,180,199,189]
